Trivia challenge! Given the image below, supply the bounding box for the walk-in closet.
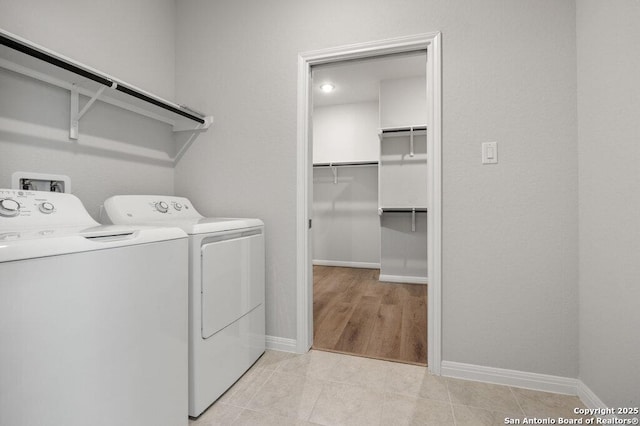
[311,52,429,365]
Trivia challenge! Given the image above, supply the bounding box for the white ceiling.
[312,52,426,107]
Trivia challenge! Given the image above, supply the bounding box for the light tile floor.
[189,350,590,426]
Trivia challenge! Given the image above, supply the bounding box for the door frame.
[296,32,442,374]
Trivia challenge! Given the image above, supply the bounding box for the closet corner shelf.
[0,28,213,141]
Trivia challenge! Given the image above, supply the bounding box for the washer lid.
[0,225,186,262]
[101,195,263,234]
[145,217,264,235]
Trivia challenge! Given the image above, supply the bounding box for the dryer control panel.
[0,189,98,230]
[101,195,204,224]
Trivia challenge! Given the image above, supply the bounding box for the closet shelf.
[378,125,427,139]
[378,207,428,213]
[378,207,427,232]
[313,161,378,168]
[0,28,213,141]
[314,161,378,184]
[379,125,427,158]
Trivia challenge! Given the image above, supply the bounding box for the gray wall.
[313,166,380,266]
[0,0,177,218]
[312,102,380,267]
[174,0,579,377]
[380,213,427,280]
[577,1,640,407]
[313,101,379,164]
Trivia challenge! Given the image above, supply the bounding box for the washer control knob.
[0,199,20,217]
[156,201,169,213]
[174,203,183,211]
[39,202,55,214]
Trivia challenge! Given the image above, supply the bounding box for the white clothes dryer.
[101,195,265,417]
[0,189,189,426]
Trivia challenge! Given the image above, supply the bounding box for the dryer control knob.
[39,202,55,214]
[0,199,20,217]
[174,203,183,211]
[156,201,169,213]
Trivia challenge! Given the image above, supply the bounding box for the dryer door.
[201,231,264,339]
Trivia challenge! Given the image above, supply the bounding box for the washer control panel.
[102,195,203,224]
[150,199,192,215]
[0,189,97,230]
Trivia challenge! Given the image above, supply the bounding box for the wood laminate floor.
[312,265,427,365]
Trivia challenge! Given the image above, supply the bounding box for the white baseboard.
[313,260,380,269]
[441,360,578,395]
[577,380,617,420]
[265,335,297,353]
[379,274,428,285]
[441,361,617,417]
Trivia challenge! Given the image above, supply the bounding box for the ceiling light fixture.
[320,83,335,93]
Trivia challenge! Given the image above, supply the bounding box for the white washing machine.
[101,195,265,417]
[0,189,189,426]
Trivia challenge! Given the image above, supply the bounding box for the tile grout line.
[227,367,276,410]
[305,375,327,424]
[227,403,245,425]
[261,354,330,423]
[446,377,532,418]
[445,378,459,426]
[220,351,291,408]
[509,386,527,417]
[235,407,294,425]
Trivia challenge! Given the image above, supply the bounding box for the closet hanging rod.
[380,125,427,134]
[379,208,428,213]
[1,33,112,86]
[313,161,378,168]
[115,85,204,123]
[0,31,205,124]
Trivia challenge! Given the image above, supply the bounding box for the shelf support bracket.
[412,208,416,232]
[330,164,338,184]
[70,85,79,140]
[409,126,415,157]
[69,84,108,140]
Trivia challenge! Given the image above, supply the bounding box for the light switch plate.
[482,142,498,164]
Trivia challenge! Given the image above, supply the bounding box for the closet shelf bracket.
[70,84,108,140]
[409,127,415,157]
[331,164,338,184]
[412,208,416,232]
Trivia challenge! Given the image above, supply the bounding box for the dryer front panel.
[201,231,264,339]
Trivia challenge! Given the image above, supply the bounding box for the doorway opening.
[296,33,442,374]
[311,52,428,365]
